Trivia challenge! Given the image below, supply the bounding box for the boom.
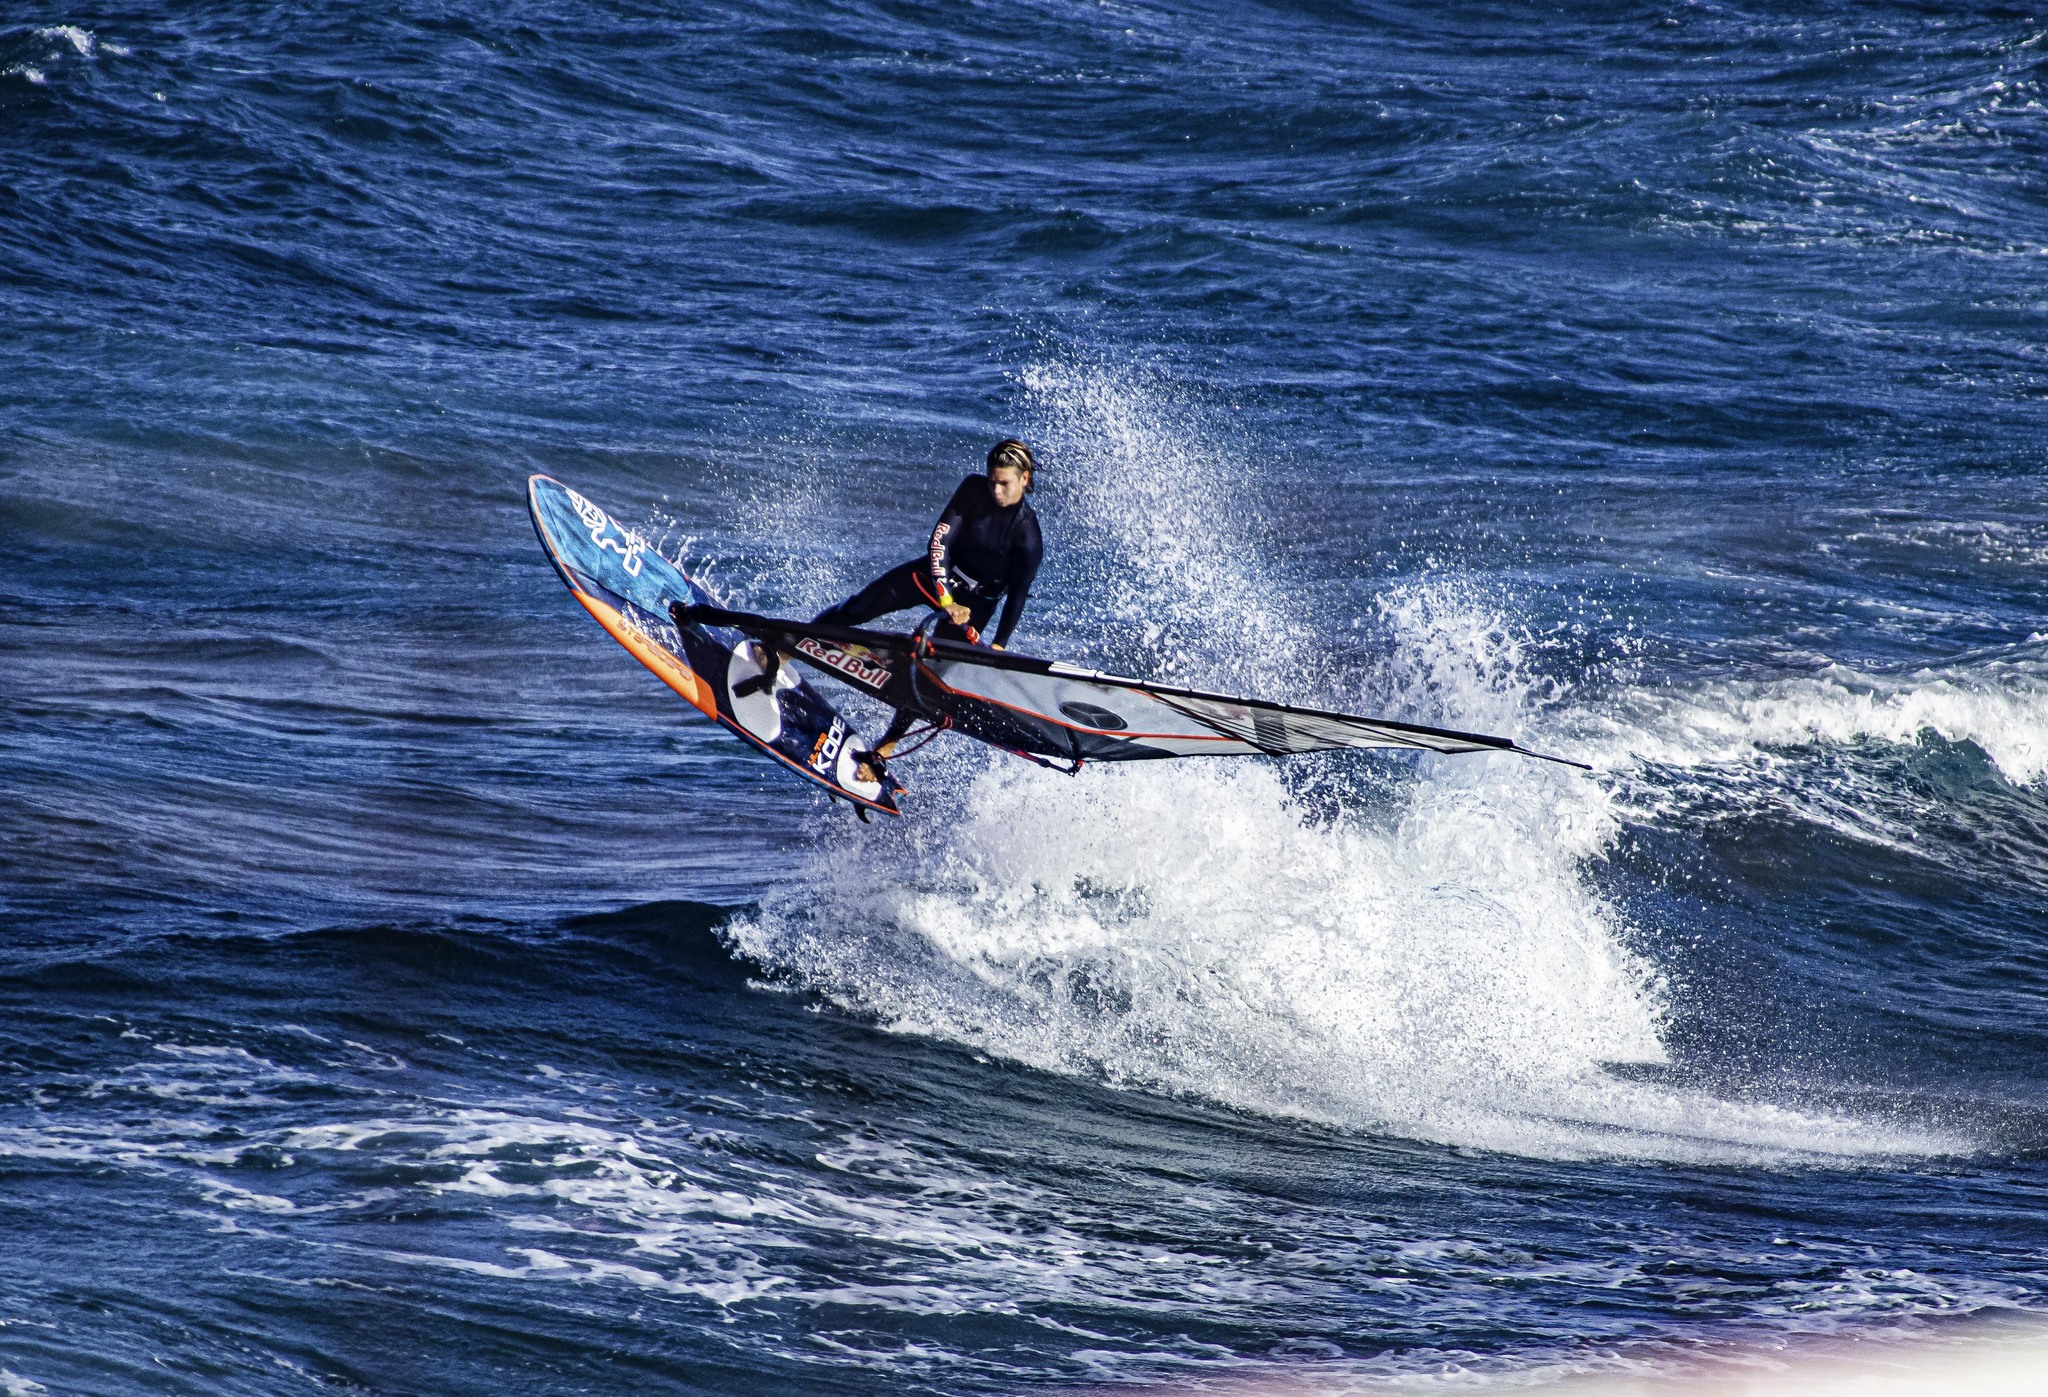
[673,605,1589,772]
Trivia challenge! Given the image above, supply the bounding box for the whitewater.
[731,359,1984,1168]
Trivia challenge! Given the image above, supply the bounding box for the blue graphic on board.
[527,474,902,816]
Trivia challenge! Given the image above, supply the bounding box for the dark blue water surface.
[5,2,2048,1392]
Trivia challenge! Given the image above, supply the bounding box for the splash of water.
[732,354,1966,1164]
[1016,356,1297,690]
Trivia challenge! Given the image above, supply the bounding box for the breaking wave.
[730,355,1969,1166]
[1608,652,2048,789]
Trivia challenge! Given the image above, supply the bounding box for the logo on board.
[810,717,848,772]
[562,487,645,577]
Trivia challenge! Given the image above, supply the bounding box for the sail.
[674,605,1588,770]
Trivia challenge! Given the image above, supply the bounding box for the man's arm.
[928,479,974,623]
[991,514,1043,649]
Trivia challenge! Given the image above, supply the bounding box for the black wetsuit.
[815,474,1043,647]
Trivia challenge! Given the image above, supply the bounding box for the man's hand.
[945,603,971,626]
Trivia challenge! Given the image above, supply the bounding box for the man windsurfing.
[743,439,1042,780]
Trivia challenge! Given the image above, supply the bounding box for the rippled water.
[3,3,2047,1393]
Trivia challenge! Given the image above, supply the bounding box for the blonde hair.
[987,438,1035,492]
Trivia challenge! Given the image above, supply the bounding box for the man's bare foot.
[854,749,905,789]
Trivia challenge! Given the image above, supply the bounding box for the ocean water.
[3,2,2047,1392]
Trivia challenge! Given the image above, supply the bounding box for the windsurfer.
[748,439,1043,780]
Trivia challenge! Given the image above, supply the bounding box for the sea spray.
[1016,355,1298,691]
[731,355,1963,1163]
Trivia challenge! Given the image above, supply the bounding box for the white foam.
[330,1095,1974,1339]
[0,1064,1994,1354]
[734,751,1955,1164]
[35,26,93,57]
[1605,658,2048,788]
[729,355,1965,1166]
[197,1177,297,1214]
[283,1102,1244,1311]
[1839,516,2048,569]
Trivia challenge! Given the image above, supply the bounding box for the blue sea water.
[4,1,2048,1391]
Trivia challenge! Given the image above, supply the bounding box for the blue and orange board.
[527,474,904,816]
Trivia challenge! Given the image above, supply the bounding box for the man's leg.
[739,562,929,699]
[879,709,918,744]
[813,560,929,628]
[814,562,944,780]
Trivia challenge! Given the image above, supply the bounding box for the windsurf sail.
[673,604,1590,772]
